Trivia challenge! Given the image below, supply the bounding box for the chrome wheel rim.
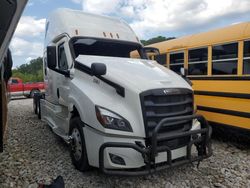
[71,128,82,161]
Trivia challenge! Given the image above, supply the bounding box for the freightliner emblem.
[163,89,169,95]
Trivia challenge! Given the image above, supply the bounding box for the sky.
[10,0,250,67]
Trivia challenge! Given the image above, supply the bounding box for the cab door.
[55,37,72,106]
[45,37,72,105]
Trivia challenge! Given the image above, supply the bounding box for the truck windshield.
[71,38,146,59]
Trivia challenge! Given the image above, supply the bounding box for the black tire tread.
[37,99,41,119]
[33,98,37,114]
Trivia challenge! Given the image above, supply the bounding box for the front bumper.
[99,114,212,176]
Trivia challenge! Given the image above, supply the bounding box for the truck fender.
[68,98,86,124]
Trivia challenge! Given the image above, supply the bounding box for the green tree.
[12,57,43,82]
[141,36,175,46]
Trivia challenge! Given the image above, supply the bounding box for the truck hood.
[0,0,27,63]
[75,55,192,93]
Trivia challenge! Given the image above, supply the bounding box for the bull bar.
[99,114,212,176]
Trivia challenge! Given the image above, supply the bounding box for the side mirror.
[180,67,188,76]
[47,46,56,70]
[91,63,106,76]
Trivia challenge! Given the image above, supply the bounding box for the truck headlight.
[95,106,133,132]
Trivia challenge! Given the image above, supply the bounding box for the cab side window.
[58,43,68,70]
[44,57,47,76]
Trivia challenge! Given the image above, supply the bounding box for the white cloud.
[80,0,250,38]
[10,37,43,58]
[82,0,121,14]
[11,16,45,66]
[25,57,33,62]
[15,16,46,37]
[120,6,134,18]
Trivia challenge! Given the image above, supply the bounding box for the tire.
[33,97,37,114]
[69,117,90,171]
[37,99,41,119]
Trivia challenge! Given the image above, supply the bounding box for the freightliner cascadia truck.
[33,8,212,175]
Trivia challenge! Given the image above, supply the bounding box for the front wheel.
[69,117,90,172]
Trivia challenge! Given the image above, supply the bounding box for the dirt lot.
[0,98,250,188]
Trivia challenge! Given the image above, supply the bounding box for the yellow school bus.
[146,22,250,132]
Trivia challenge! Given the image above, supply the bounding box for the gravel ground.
[0,98,250,188]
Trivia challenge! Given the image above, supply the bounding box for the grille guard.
[99,114,212,176]
[140,88,194,138]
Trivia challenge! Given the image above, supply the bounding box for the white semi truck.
[33,8,212,175]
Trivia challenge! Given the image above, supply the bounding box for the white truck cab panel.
[35,8,212,175]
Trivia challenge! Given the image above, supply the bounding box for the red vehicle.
[8,77,45,98]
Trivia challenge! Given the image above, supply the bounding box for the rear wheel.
[69,117,90,171]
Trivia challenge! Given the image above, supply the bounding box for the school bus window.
[212,43,238,75]
[170,52,184,74]
[188,47,208,75]
[243,40,250,74]
[154,53,166,65]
